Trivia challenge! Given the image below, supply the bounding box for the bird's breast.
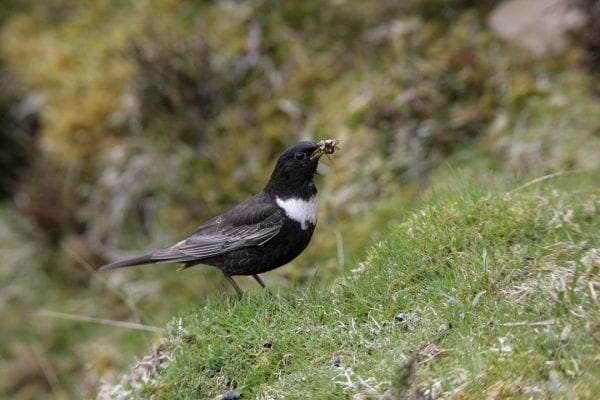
[275,196,318,230]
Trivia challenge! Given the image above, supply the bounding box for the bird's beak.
[310,139,340,160]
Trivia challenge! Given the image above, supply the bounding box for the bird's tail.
[98,253,155,271]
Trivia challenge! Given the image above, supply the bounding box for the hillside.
[99,175,599,399]
[0,1,599,398]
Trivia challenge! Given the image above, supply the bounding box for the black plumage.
[99,140,338,295]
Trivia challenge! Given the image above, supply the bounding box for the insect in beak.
[310,139,340,160]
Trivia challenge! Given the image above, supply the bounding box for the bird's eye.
[295,152,306,161]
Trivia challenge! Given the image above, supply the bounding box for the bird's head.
[265,139,339,198]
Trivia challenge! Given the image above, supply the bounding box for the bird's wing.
[150,195,284,263]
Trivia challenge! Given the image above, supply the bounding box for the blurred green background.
[0,0,598,398]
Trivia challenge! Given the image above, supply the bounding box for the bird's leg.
[252,274,272,295]
[223,274,244,296]
[252,274,267,288]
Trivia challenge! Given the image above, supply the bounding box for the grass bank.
[101,174,599,399]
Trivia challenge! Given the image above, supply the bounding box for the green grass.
[105,175,599,399]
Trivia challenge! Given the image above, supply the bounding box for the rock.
[488,0,588,56]
[221,390,242,400]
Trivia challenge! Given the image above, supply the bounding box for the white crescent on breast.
[275,196,318,230]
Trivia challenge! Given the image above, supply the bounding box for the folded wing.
[150,195,284,263]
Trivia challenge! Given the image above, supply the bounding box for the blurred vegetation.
[0,0,598,398]
[0,66,39,199]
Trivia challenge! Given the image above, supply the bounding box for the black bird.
[99,139,339,295]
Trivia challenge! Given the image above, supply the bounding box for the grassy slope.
[109,175,599,399]
[1,3,598,398]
